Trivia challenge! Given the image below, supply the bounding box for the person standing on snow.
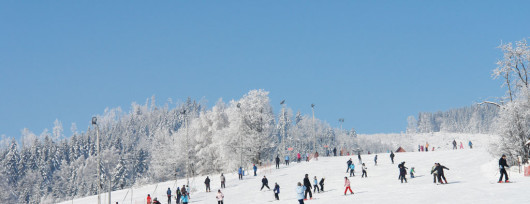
[344,177,354,195]
[319,177,325,192]
[358,153,362,164]
[275,155,280,169]
[346,158,353,173]
[431,163,438,183]
[425,142,429,152]
[285,155,290,166]
[313,176,320,193]
[468,141,473,149]
[306,153,310,162]
[297,153,301,163]
[216,189,224,204]
[410,167,415,178]
[238,167,243,180]
[274,182,280,200]
[220,173,226,188]
[296,182,306,204]
[181,185,187,197]
[180,193,189,204]
[261,176,271,190]
[361,163,368,178]
[398,162,408,183]
[390,151,395,164]
[374,155,378,166]
[333,147,337,156]
[452,140,457,150]
[432,163,450,184]
[349,163,356,177]
[303,174,313,200]
[176,187,181,204]
[460,142,464,149]
[147,194,152,204]
[314,151,319,161]
[167,188,172,204]
[498,155,510,183]
[253,164,258,176]
[204,176,211,192]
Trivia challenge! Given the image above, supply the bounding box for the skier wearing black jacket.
[261,176,270,190]
[498,155,510,183]
[319,178,325,192]
[275,155,280,169]
[303,174,313,199]
[204,176,211,192]
[398,162,408,183]
[346,159,353,173]
[431,163,450,184]
[390,151,395,164]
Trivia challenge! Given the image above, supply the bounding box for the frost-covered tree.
[406,116,417,133]
[112,157,127,189]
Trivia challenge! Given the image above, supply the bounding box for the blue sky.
[1,1,529,138]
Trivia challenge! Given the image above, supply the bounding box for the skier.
[468,141,473,149]
[238,167,243,180]
[204,176,211,192]
[181,185,187,197]
[297,153,301,163]
[167,187,172,204]
[390,151,395,164]
[398,162,408,183]
[313,176,320,193]
[431,163,438,183]
[314,151,319,161]
[426,142,429,152]
[319,177,325,192]
[152,198,161,204]
[261,176,271,190]
[346,158,353,173]
[253,164,258,176]
[460,142,464,149]
[432,163,450,184]
[306,153,310,162]
[361,163,367,178]
[275,155,280,169]
[216,189,224,204]
[220,173,226,188]
[147,194,152,204]
[285,155,290,166]
[296,182,306,204]
[333,147,337,156]
[303,174,313,200]
[452,140,457,150]
[274,182,280,200]
[358,153,362,164]
[498,154,510,183]
[344,177,354,195]
[176,187,181,204]
[181,192,189,204]
[374,155,378,166]
[410,167,415,178]
[349,162,355,177]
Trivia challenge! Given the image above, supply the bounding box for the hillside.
[60,135,529,204]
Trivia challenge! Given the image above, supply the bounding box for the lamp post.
[91,117,101,204]
[237,103,243,169]
[280,100,286,159]
[311,104,316,153]
[181,110,190,187]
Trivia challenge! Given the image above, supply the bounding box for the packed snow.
[60,134,529,204]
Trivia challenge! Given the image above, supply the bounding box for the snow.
[60,134,530,204]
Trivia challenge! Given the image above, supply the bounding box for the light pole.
[311,104,316,153]
[280,100,286,159]
[237,103,243,169]
[91,117,101,204]
[181,110,190,187]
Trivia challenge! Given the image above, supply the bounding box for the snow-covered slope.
[61,137,529,204]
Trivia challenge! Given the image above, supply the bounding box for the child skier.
[274,183,280,200]
[349,163,355,177]
[313,176,320,193]
[344,177,354,195]
[361,163,367,178]
[410,167,415,178]
[319,177,325,192]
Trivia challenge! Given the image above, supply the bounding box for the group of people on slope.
[296,174,325,204]
[146,185,189,204]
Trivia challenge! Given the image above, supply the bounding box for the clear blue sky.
[1,1,529,138]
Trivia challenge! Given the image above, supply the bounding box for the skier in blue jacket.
[274,182,280,200]
[285,155,290,166]
[238,167,243,180]
[167,187,172,204]
[253,164,258,176]
[296,182,306,204]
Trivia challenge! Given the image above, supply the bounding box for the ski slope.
[60,139,529,204]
